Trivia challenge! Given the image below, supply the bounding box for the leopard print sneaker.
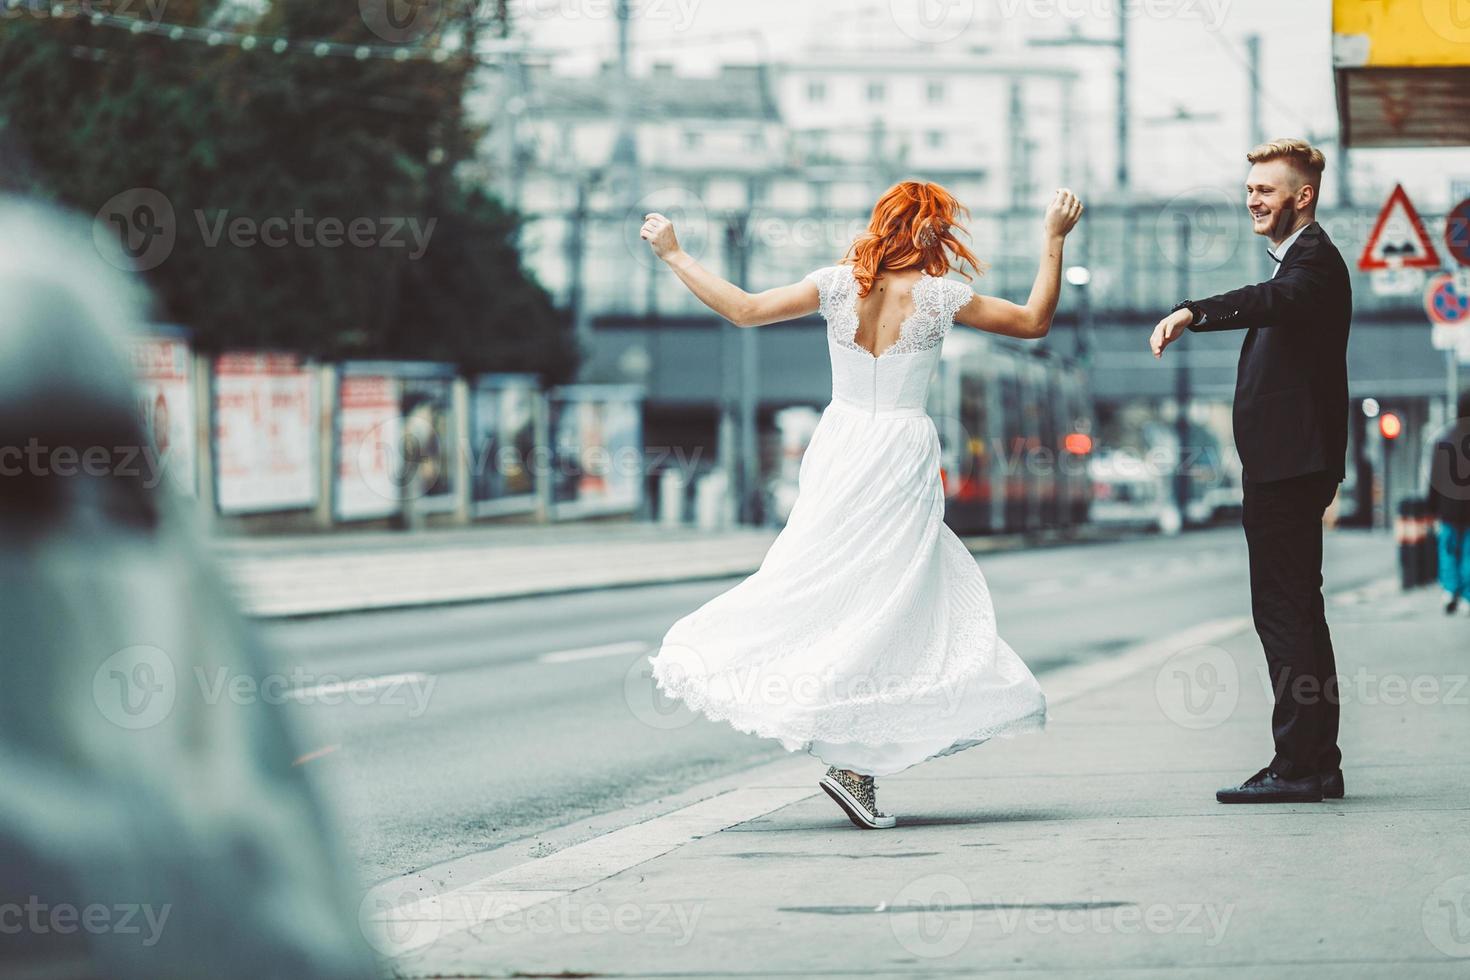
[819,766,897,829]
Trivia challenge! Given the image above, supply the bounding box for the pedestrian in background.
[1428,390,1470,614]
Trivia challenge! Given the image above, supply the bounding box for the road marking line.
[284,672,430,702]
[361,785,813,958]
[537,640,649,664]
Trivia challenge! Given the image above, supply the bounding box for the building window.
[684,130,702,150]
[807,81,826,102]
[745,131,763,152]
[926,130,945,149]
[867,81,886,103]
[927,81,946,104]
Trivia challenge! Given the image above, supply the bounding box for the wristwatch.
[1171,299,1207,327]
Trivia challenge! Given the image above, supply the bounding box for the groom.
[1150,138,1352,804]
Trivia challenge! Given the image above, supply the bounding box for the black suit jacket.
[1176,222,1352,484]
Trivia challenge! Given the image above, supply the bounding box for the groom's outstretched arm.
[1177,243,1333,333]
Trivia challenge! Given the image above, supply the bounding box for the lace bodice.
[805,265,973,357]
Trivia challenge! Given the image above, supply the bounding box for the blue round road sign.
[1425,273,1470,326]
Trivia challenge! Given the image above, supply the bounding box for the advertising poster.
[334,373,402,521]
[399,376,455,511]
[130,334,196,497]
[213,352,318,514]
[470,376,538,511]
[549,387,643,517]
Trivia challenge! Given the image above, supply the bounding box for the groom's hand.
[1150,308,1193,358]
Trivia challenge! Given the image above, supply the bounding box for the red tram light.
[1063,432,1093,455]
[1379,412,1402,440]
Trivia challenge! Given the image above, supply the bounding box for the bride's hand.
[640,212,681,260]
[1043,188,1083,238]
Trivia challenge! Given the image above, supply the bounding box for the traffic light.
[1379,412,1403,440]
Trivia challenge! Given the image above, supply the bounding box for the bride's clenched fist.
[1043,188,1084,238]
[640,212,681,260]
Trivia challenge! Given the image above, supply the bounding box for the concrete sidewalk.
[214,520,1141,618]
[368,579,1470,978]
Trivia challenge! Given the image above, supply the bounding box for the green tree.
[0,0,577,383]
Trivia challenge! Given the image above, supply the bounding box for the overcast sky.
[514,0,1469,210]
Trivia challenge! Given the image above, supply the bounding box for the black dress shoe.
[1216,767,1323,804]
[1320,768,1344,799]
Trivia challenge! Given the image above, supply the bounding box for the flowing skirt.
[648,397,1047,776]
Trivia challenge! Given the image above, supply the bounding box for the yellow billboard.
[1334,1,1470,146]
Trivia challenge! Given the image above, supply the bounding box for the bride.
[639,181,1084,829]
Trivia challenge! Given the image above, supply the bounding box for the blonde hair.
[1247,138,1326,191]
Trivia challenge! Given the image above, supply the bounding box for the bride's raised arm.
[640,212,819,328]
[952,188,1083,340]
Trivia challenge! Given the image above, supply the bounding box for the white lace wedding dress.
[648,264,1048,776]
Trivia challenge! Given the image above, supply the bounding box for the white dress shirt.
[1267,221,1312,278]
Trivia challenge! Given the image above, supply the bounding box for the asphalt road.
[258,526,1396,885]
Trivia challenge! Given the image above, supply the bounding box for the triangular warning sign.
[1359,184,1442,271]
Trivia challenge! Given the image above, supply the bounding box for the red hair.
[843,181,986,298]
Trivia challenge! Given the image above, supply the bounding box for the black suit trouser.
[1241,469,1342,780]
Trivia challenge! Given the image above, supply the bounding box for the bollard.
[1416,500,1439,587]
[1396,499,1422,590]
[659,467,688,527]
